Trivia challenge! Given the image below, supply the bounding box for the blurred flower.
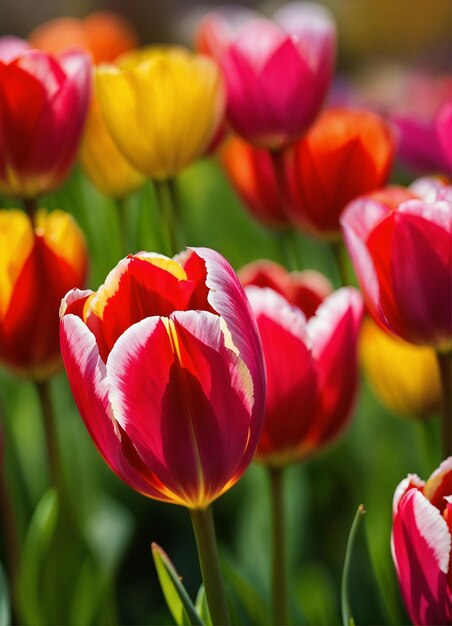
[239,259,332,319]
[409,175,452,203]
[60,248,265,508]
[341,189,452,349]
[0,36,30,62]
[96,47,225,180]
[360,317,441,419]
[0,50,91,199]
[29,11,138,64]
[392,457,452,626]
[284,108,395,239]
[80,90,145,198]
[197,2,336,149]
[0,209,87,380]
[220,136,290,229]
[245,284,362,465]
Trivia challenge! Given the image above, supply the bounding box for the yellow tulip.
[80,91,145,198]
[96,46,225,180]
[360,317,441,419]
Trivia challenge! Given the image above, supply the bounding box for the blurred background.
[0,1,450,625]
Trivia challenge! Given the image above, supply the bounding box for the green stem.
[0,445,20,603]
[116,196,130,256]
[436,350,452,458]
[330,239,351,287]
[35,381,65,498]
[274,229,301,271]
[268,466,289,625]
[415,419,433,475]
[190,506,230,626]
[153,178,179,257]
[341,505,366,626]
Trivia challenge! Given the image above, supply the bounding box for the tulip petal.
[106,310,254,507]
[392,489,452,625]
[193,247,266,457]
[306,288,363,444]
[60,312,162,499]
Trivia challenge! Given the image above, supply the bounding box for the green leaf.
[151,543,204,626]
[17,489,58,625]
[341,504,366,626]
[0,561,10,626]
[195,584,212,626]
[222,557,270,625]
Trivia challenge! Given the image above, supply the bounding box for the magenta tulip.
[60,248,266,508]
[197,2,336,149]
[0,36,30,62]
[392,457,452,625]
[0,49,91,198]
[341,193,452,349]
[245,284,363,465]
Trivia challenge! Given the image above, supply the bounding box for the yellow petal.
[360,317,441,419]
[35,209,87,280]
[0,210,34,319]
[80,91,145,197]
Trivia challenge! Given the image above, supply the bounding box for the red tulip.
[220,136,290,229]
[392,457,452,625]
[0,209,87,380]
[197,2,336,149]
[0,50,91,199]
[245,284,363,465]
[239,259,332,319]
[60,248,266,508]
[284,107,395,238]
[341,188,452,349]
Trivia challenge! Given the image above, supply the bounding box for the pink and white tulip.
[392,457,452,625]
[197,2,336,149]
[60,248,266,509]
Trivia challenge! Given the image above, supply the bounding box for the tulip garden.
[0,3,451,626]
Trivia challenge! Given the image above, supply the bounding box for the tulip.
[0,208,87,380]
[0,36,30,62]
[80,90,145,198]
[197,2,336,149]
[284,107,395,239]
[220,136,290,229]
[360,317,441,419]
[96,47,225,181]
[0,50,91,199]
[392,457,452,625]
[245,285,363,465]
[393,98,452,176]
[239,259,332,319]
[29,11,138,64]
[59,247,265,507]
[341,192,452,350]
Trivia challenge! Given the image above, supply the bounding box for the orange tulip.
[0,209,87,379]
[29,11,138,63]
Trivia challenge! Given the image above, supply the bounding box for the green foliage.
[0,561,10,626]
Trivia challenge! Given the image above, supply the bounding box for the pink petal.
[106,310,255,507]
[0,36,30,62]
[435,101,452,175]
[233,18,285,72]
[392,489,452,625]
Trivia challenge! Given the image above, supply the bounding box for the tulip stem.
[275,229,301,271]
[116,196,131,256]
[331,240,351,287]
[35,381,65,497]
[24,198,38,226]
[190,506,231,626]
[0,435,20,605]
[153,178,179,257]
[268,465,290,625]
[436,350,452,458]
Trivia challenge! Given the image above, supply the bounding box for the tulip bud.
[0,50,91,199]
[360,317,441,419]
[0,208,87,379]
[392,458,452,625]
[96,47,225,180]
